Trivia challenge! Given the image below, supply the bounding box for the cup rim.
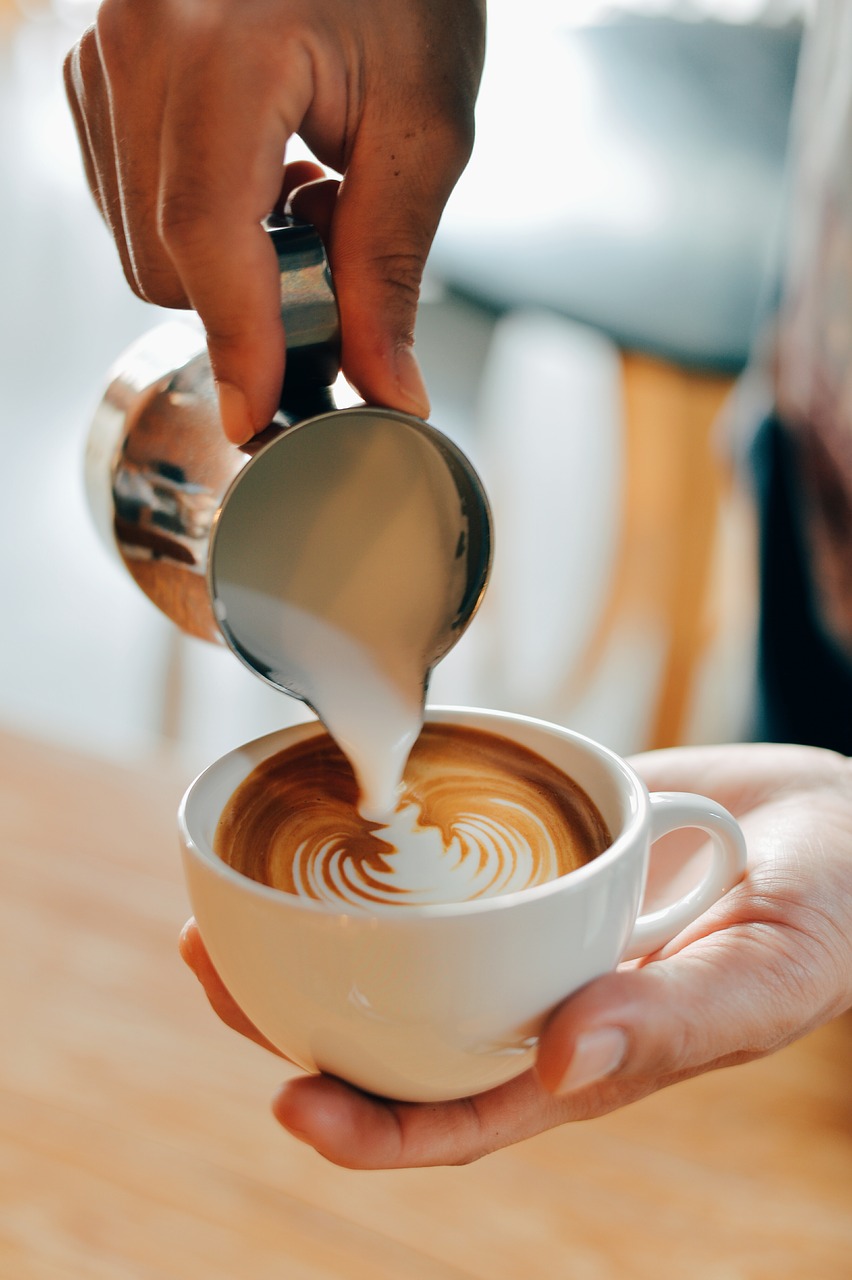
[178,705,649,919]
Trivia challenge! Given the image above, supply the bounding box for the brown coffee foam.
[215,725,611,906]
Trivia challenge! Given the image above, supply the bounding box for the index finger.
[272,1068,572,1169]
[158,40,315,442]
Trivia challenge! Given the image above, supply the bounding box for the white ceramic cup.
[179,707,746,1102]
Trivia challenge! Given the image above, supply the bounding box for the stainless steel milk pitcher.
[85,221,492,698]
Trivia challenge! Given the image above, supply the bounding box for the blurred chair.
[427,10,800,750]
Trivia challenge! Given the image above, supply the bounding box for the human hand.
[179,742,852,1169]
[64,0,486,442]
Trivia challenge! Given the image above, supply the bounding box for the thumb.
[326,121,471,420]
[536,927,825,1100]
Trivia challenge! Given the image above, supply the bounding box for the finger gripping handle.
[622,792,747,962]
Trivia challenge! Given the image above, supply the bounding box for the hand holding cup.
[179,707,747,1104]
[181,738,852,1169]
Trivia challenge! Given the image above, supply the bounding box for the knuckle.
[112,245,154,305]
[61,44,80,98]
[158,191,213,256]
[752,876,849,1012]
[66,26,100,100]
[449,1098,492,1166]
[93,0,134,64]
[437,111,477,175]
[370,248,423,308]
[132,261,188,309]
[408,61,479,174]
[103,224,174,307]
[120,262,149,304]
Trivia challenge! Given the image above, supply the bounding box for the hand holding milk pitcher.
[88,221,746,1104]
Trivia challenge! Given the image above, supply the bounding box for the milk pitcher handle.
[267,219,341,401]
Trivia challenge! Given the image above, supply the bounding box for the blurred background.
[0,0,811,775]
[7,7,852,1280]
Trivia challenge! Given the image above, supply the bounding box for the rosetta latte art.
[214,724,611,909]
[288,802,566,907]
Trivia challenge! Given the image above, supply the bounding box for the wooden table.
[1,729,849,1280]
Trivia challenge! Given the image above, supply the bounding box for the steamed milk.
[211,413,469,818]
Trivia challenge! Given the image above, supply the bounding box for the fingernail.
[394,345,430,419]
[217,381,254,444]
[552,1028,627,1096]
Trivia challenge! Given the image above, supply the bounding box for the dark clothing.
[751,412,852,755]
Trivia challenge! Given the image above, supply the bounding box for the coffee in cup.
[214,722,611,909]
[180,707,747,1103]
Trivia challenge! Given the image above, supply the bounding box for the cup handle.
[622,792,747,962]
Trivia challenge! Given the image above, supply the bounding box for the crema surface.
[214,724,611,909]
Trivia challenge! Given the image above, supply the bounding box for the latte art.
[288,799,565,907]
[215,724,611,909]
